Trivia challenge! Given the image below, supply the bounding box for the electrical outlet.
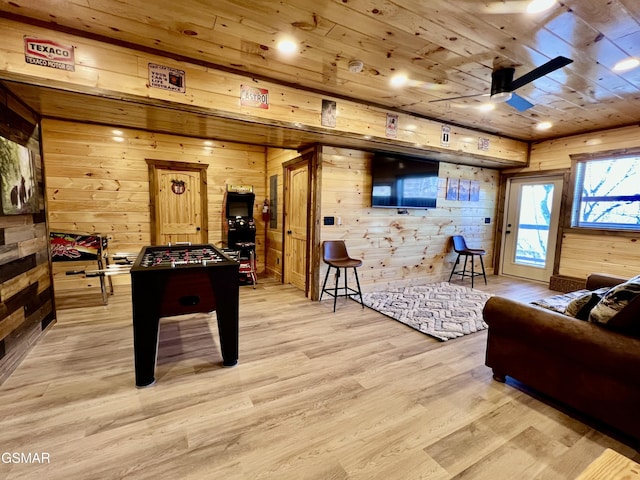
[484,217,491,224]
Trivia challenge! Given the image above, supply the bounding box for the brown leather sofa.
[484,273,640,443]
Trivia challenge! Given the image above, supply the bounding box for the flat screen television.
[371,153,440,209]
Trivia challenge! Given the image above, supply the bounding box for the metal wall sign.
[148,63,186,93]
[24,37,75,71]
[441,125,451,147]
[240,85,269,109]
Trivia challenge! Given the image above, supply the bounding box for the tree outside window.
[571,155,640,231]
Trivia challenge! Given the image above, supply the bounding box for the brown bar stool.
[319,240,364,312]
[448,235,487,288]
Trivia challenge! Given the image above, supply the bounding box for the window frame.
[568,148,640,234]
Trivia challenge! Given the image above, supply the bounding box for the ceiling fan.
[430,56,573,112]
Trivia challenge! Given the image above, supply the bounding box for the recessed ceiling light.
[526,0,556,14]
[390,73,408,87]
[348,60,365,73]
[536,121,553,130]
[613,57,640,72]
[479,103,495,111]
[277,38,297,54]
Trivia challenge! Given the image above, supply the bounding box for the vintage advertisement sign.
[24,37,75,71]
[227,184,254,194]
[321,99,336,127]
[478,137,490,151]
[240,85,269,109]
[385,113,398,138]
[148,63,186,93]
[441,125,451,147]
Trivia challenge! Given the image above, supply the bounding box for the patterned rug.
[357,282,493,341]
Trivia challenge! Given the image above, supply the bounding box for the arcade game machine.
[224,185,257,286]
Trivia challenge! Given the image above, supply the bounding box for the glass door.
[501,176,563,282]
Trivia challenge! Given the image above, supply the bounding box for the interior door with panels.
[147,159,209,245]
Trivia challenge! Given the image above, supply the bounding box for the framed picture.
[458,179,471,201]
[321,99,336,127]
[470,181,480,202]
[446,178,459,200]
[385,113,398,138]
[0,135,38,215]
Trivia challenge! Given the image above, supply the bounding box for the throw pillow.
[589,276,640,326]
[565,292,602,320]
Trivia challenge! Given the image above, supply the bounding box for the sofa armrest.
[483,296,640,379]
[586,272,627,290]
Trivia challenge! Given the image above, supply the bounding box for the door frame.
[146,159,209,245]
[282,146,321,299]
[495,169,570,282]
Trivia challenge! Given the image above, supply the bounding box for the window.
[571,155,640,231]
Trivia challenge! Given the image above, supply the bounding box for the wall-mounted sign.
[24,37,75,71]
[321,99,336,127]
[240,85,269,109]
[227,184,253,193]
[441,125,451,147]
[386,113,398,138]
[478,137,490,151]
[148,63,186,93]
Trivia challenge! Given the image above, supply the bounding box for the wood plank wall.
[0,87,55,383]
[318,146,498,292]
[41,119,284,293]
[265,148,300,281]
[0,17,528,166]
[506,125,640,280]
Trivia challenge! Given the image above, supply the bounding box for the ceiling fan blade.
[429,93,489,103]
[505,93,534,111]
[510,56,573,91]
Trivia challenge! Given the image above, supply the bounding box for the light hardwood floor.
[1,275,638,479]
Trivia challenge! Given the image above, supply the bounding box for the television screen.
[371,153,440,208]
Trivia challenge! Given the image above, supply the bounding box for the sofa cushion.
[531,289,592,313]
[565,292,602,320]
[589,275,640,333]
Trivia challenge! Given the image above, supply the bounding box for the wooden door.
[147,159,208,245]
[284,161,309,292]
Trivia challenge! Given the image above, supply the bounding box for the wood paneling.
[0,1,637,141]
[265,148,300,281]
[0,17,529,168]
[0,86,54,384]
[42,119,270,293]
[318,146,498,293]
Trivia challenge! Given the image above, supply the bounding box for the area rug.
[357,282,492,341]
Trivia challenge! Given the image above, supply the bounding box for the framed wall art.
[0,135,38,215]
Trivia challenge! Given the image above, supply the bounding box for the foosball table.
[130,244,240,387]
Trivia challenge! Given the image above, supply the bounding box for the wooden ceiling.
[1,0,639,143]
